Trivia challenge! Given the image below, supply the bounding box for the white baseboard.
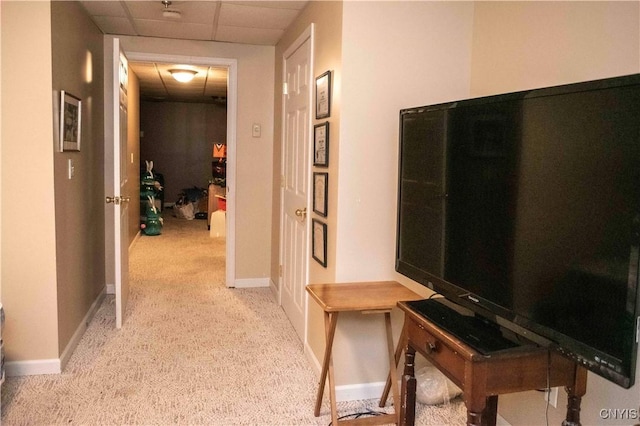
[6,288,107,377]
[5,359,60,377]
[303,340,385,402]
[269,278,279,301]
[130,230,142,250]
[232,278,270,288]
[106,283,115,295]
[59,288,106,371]
[496,414,512,426]
[336,381,389,401]
[305,340,322,376]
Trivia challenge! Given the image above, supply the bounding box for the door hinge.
[283,82,288,96]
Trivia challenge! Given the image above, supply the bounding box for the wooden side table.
[306,281,423,425]
[397,301,588,426]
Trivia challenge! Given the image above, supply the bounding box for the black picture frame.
[315,70,331,119]
[312,219,327,267]
[313,122,329,167]
[60,90,82,152]
[313,172,328,217]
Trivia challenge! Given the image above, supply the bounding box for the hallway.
[1,213,464,424]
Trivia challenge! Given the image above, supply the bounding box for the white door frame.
[126,51,237,288]
[279,24,315,342]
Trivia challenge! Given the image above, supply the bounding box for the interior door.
[106,38,130,329]
[281,30,313,342]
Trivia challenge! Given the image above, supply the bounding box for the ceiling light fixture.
[169,69,198,83]
[161,0,181,19]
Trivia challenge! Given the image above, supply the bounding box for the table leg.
[466,395,491,425]
[482,396,498,426]
[562,365,587,426]
[314,311,339,426]
[383,312,402,422]
[380,323,407,407]
[400,345,417,426]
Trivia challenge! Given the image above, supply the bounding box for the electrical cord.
[545,349,551,426]
[327,409,388,426]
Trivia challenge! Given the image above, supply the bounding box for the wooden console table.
[397,301,588,426]
[306,281,422,425]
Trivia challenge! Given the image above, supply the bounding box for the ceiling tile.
[83,1,308,102]
[225,1,308,11]
[125,1,219,25]
[219,3,300,29]
[216,25,283,45]
[90,16,138,35]
[134,20,213,40]
[80,1,128,17]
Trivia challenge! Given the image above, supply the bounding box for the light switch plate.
[68,159,75,180]
[252,123,261,138]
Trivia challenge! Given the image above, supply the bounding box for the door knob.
[106,196,130,205]
[295,207,307,219]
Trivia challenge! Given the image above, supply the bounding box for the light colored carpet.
[1,212,466,425]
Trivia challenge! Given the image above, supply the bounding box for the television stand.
[395,300,588,426]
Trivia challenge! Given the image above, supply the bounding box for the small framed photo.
[315,70,331,119]
[313,172,328,217]
[312,219,327,267]
[60,91,82,152]
[313,122,329,167]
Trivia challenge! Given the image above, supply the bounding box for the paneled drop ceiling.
[129,62,228,103]
[81,0,309,103]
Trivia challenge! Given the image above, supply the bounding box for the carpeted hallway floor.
[1,211,465,425]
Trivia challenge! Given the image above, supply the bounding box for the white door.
[281,28,313,341]
[106,38,130,329]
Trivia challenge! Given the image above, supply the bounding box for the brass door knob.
[295,207,307,219]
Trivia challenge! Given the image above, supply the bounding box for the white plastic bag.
[175,201,195,220]
[415,365,462,405]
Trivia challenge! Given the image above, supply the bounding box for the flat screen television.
[396,74,640,388]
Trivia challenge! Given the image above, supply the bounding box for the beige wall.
[470,1,640,98]
[276,0,640,412]
[1,0,111,369]
[333,0,475,388]
[51,0,106,357]
[1,1,59,361]
[469,2,640,425]
[274,0,475,390]
[113,35,275,280]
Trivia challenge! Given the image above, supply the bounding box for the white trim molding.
[6,288,107,377]
[60,288,106,371]
[5,359,61,377]
[125,51,238,292]
[233,278,270,288]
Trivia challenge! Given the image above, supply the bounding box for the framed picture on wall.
[313,122,329,167]
[60,90,82,152]
[312,219,327,267]
[313,172,328,217]
[315,71,331,119]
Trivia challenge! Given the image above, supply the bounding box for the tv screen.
[396,74,640,388]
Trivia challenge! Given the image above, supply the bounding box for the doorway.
[127,52,237,288]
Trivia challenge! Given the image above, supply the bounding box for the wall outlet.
[544,387,559,408]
